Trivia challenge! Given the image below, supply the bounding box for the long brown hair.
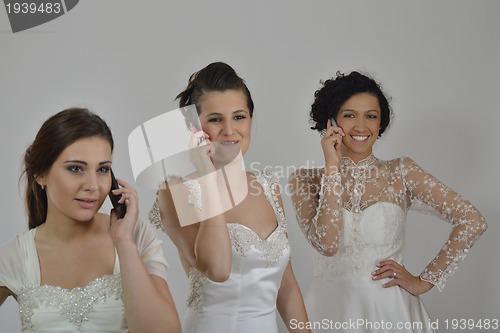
[22,108,114,229]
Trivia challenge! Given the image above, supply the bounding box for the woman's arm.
[288,168,344,256]
[288,121,345,256]
[155,132,235,281]
[277,262,311,333]
[157,172,232,282]
[110,180,181,333]
[401,157,487,291]
[115,241,181,333]
[272,174,310,332]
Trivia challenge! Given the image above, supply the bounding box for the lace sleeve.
[254,169,288,230]
[401,157,487,291]
[288,168,344,256]
[148,175,204,230]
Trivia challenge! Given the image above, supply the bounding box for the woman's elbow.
[320,247,338,257]
[312,242,338,257]
[477,218,488,237]
[205,267,231,282]
[480,217,488,232]
[307,231,339,257]
[471,214,488,236]
[200,260,232,282]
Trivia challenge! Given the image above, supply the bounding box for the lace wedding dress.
[149,170,290,333]
[289,155,487,332]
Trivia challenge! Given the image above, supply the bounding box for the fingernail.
[376,263,381,267]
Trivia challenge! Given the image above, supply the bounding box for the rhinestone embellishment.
[18,274,123,332]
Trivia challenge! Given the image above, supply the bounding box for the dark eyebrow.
[205,109,247,118]
[205,113,222,118]
[63,160,112,165]
[341,109,379,113]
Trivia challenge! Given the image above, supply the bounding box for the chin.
[75,211,99,222]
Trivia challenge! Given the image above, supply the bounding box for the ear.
[35,174,46,187]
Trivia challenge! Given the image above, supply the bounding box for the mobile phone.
[181,104,205,146]
[109,169,126,219]
[330,117,337,126]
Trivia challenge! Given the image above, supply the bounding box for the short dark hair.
[22,108,114,229]
[310,71,392,136]
[176,62,254,117]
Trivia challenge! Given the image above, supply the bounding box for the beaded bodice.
[186,221,290,311]
[289,155,487,290]
[149,170,290,312]
[0,229,128,333]
[19,274,123,332]
[0,219,168,333]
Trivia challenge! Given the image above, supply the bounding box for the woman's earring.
[41,184,45,190]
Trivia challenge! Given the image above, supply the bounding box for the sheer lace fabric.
[148,174,201,232]
[289,155,487,290]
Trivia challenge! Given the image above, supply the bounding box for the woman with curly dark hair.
[288,71,487,332]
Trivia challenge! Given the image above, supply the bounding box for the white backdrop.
[1,1,498,332]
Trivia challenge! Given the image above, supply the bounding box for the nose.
[84,172,99,192]
[353,117,367,131]
[222,120,235,136]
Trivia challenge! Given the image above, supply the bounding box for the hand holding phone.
[190,122,206,146]
[328,118,343,150]
[109,169,126,219]
[330,117,337,127]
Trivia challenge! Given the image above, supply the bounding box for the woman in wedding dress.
[288,71,487,332]
[0,108,180,333]
[149,62,310,333]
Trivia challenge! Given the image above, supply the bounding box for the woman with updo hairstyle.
[289,71,487,332]
[0,108,180,333]
[149,62,310,333]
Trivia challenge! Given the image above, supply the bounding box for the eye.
[98,166,111,173]
[207,117,222,123]
[367,114,379,119]
[342,113,355,118]
[234,115,246,120]
[67,165,84,173]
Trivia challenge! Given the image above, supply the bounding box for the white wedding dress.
[289,155,487,333]
[0,219,169,333]
[149,170,290,333]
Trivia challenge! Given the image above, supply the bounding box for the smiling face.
[37,136,113,224]
[336,92,381,162]
[198,89,252,158]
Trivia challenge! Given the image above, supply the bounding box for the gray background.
[1,1,498,332]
